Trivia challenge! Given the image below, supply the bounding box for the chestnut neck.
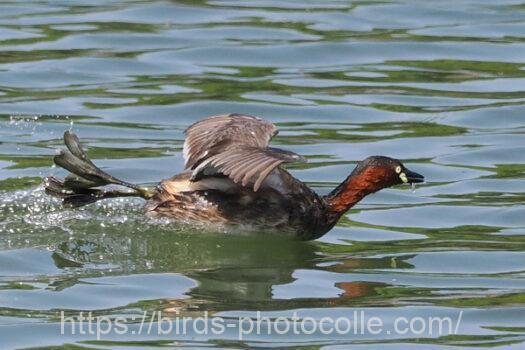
[324,167,391,222]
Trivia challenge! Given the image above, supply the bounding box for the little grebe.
[44,114,424,240]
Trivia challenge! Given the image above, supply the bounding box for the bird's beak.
[404,169,425,184]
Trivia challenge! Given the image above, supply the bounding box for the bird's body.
[146,169,331,239]
[44,113,424,240]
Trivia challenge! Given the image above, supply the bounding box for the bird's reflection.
[44,223,415,311]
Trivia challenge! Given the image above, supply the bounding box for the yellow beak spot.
[400,173,408,183]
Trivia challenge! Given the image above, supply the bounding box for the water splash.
[0,186,193,247]
[7,115,42,135]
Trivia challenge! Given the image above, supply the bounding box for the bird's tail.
[43,131,155,208]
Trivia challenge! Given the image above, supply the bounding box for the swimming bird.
[43,113,424,240]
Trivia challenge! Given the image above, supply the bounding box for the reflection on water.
[0,0,525,349]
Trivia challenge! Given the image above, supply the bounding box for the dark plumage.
[43,113,424,240]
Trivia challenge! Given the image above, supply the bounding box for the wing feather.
[242,157,276,187]
[231,153,263,182]
[254,159,284,191]
[183,113,305,191]
[183,113,277,169]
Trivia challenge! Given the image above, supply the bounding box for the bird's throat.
[324,167,390,219]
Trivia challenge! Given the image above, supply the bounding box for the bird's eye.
[395,166,402,174]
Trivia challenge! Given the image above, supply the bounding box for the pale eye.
[395,166,402,174]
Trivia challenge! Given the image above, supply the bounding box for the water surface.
[0,1,524,349]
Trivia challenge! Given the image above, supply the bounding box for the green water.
[1,1,525,349]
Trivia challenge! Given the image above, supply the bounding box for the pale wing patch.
[160,176,239,194]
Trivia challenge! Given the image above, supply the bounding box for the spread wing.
[183,113,305,191]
